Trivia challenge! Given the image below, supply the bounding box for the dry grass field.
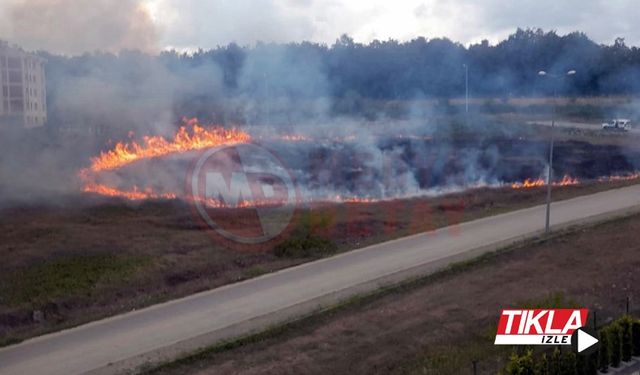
[1,178,638,346]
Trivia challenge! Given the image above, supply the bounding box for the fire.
[88,118,251,173]
[277,134,311,142]
[79,118,251,203]
[511,178,545,189]
[511,172,640,190]
[599,172,640,182]
[79,120,640,205]
[82,183,177,200]
[199,197,289,208]
[340,196,379,204]
[557,175,580,186]
[511,175,579,189]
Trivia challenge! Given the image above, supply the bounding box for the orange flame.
[82,183,177,200]
[599,172,640,182]
[511,175,579,189]
[88,118,251,173]
[79,118,251,203]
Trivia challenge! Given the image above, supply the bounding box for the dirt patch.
[148,214,640,375]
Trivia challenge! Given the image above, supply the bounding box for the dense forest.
[30,28,640,130]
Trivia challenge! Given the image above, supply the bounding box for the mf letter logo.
[190,143,298,247]
[495,309,588,345]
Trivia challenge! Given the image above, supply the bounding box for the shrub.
[610,324,622,367]
[575,353,586,375]
[559,351,577,375]
[549,348,562,375]
[632,321,640,356]
[620,316,633,361]
[536,353,550,375]
[586,352,598,375]
[599,329,610,372]
[506,350,535,375]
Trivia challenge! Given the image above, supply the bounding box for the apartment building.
[0,41,47,128]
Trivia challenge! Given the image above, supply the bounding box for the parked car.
[602,119,632,131]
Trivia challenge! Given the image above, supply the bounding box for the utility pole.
[538,70,576,235]
[545,84,556,235]
[463,64,469,113]
[264,72,270,127]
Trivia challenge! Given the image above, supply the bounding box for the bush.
[633,321,640,356]
[559,351,577,375]
[620,317,633,361]
[599,329,610,372]
[549,348,562,375]
[586,352,598,375]
[503,317,639,375]
[610,324,622,367]
[506,350,535,375]
[536,353,550,375]
[575,354,586,375]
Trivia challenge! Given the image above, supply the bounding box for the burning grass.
[78,118,251,202]
[87,118,251,173]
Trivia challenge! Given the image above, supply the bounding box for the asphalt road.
[2,185,640,375]
[527,120,640,134]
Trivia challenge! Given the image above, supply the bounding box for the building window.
[11,100,23,112]
[7,57,20,69]
[9,85,23,98]
[8,70,21,84]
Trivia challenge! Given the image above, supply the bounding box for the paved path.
[527,120,640,134]
[2,185,640,375]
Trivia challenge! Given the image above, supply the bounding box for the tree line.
[25,28,640,130]
[40,28,640,100]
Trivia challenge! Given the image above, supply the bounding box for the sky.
[0,0,638,55]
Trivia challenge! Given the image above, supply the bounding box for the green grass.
[242,266,269,279]
[273,233,337,258]
[273,211,338,258]
[1,253,149,306]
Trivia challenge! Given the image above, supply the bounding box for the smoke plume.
[1,0,158,55]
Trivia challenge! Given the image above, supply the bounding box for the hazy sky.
[1,0,638,55]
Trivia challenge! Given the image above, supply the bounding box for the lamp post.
[463,64,469,113]
[538,69,576,235]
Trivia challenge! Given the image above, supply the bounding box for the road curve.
[2,185,640,375]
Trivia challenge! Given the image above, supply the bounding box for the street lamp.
[463,64,469,113]
[538,69,576,235]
